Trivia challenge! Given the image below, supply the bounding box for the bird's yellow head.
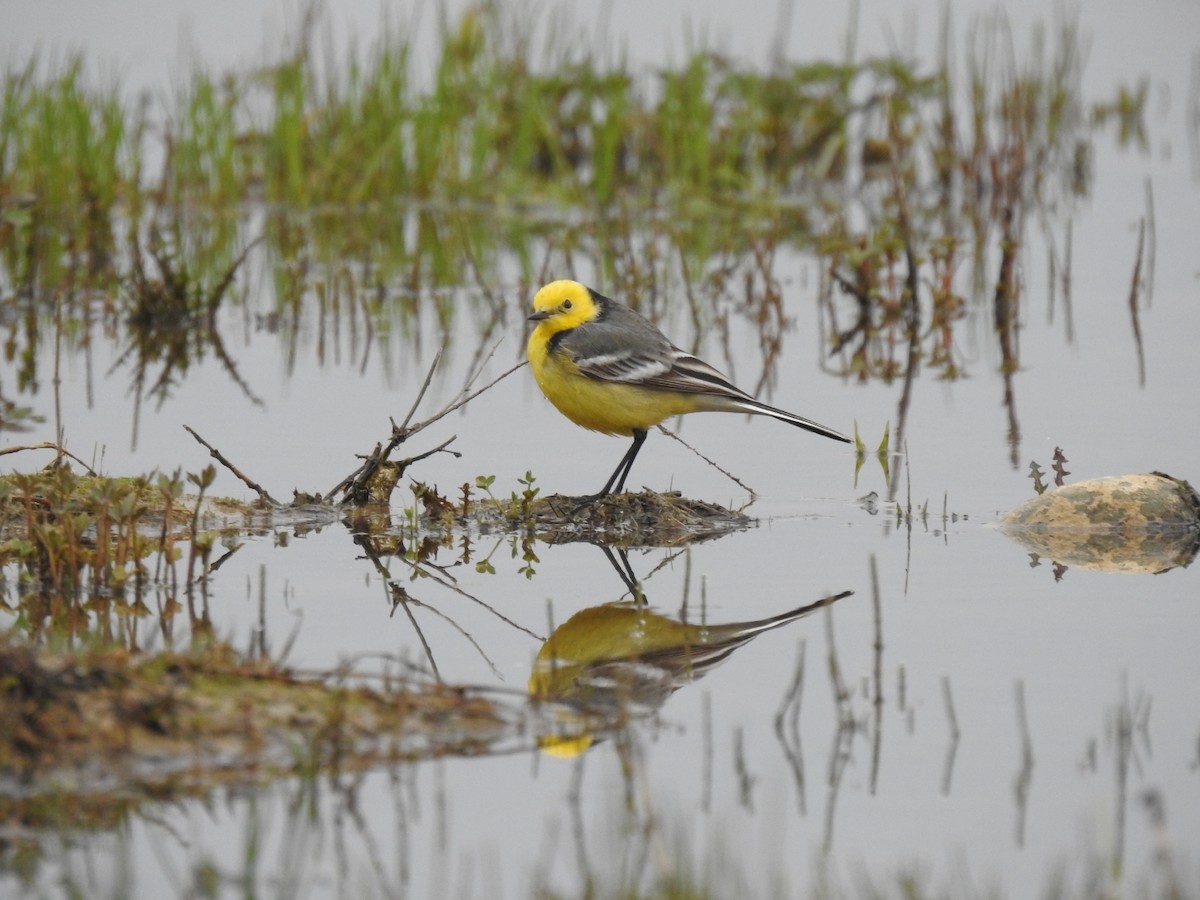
[528,280,600,333]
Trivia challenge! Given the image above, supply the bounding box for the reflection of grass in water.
[0,465,225,643]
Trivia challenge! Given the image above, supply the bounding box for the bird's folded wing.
[641,352,752,397]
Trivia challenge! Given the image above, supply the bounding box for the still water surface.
[2,1,1199,897]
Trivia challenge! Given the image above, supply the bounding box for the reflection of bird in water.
[530,590,852,757]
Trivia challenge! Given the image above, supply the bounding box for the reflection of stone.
[997,472,1200,574]
[530,591,850,756]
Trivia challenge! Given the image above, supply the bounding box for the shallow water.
[3,1,1200,897]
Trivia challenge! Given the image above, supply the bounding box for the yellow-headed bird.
[527,279,850,498]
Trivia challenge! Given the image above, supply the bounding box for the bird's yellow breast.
[527,326,699,436]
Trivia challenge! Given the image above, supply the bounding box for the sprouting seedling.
[876,422,891,484]
[853,421,891,487]
[1052,447,1070,487]
[474,474,501,511]
[1028,460,1048,496]
[511,470,539,520]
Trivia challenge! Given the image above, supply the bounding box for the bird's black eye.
[562,299,573,310]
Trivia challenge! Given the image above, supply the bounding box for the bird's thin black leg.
[606,427,647,496]
[580,427,647,502]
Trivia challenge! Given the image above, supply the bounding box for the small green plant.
[1028,460,1048,495]
[1027,447,1069,496]
[474,474,500,510]
[1051,447,1070,486]
[511,470,540,521]
[853,421,891,487]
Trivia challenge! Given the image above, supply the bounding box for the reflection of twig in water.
[734,727,756,812]
[823,712,856,853]
[1111,677,1153,876]
[389,587,502,681]
[1127,217,1147,388]
[822,603,855,852]
[701,691,714,814]
[337,776,395,894]
[824,604,851,712]
[773,640,807,815]
[1013,679,1034,848]
[638,546,689,586]
[887,135,924,503]
[994,206,1022,468]
[400,558,543,642]
[941,675,961,796]
[565,754,595,894]
[869,555,884,796]
[389,583,440,681]
[1142,178,1157,308]
[1062,218,1075,342]
[351,527,540,678]
[904,444,914,595]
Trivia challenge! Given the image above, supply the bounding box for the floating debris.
[997,472,1200,573]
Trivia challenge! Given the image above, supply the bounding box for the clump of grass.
[0,54,139,295]
[159,68,248,212]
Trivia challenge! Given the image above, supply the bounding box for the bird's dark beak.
[527,310,552,322]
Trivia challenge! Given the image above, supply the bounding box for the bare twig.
[330,355,526,504]
[0,441,97,475]
[328,435,460,505]
[401,356,525,439]
[399,348,444,432]
[655,424,756,495]
[183,425,280,506]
